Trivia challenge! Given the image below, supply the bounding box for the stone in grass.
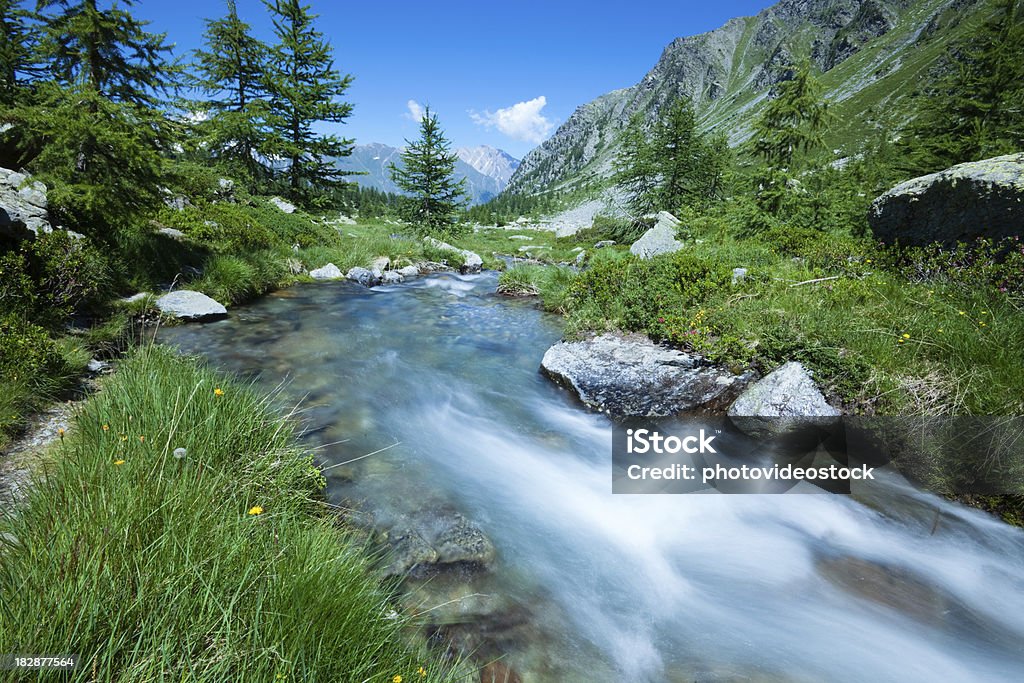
[155,290,227,322]
[309,263,343,280]
[727,361,840,438]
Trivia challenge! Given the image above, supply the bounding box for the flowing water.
[160,272,1024,682]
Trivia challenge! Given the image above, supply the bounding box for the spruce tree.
[191,0,272,188]
[751,60,829,215]
[614,98,729,217]
[263,0,354,205]
[0,1,40,106]
[899,0,1024,177]
[18,0,177,236]
[388,106,467,236]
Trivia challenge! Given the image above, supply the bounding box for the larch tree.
[191,0,272,189]
[388,106,467,236]
[263,0,354,206]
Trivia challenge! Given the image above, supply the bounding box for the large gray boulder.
[727,361,840,437]
[424,237,483,273]
[869,153,1024,247]
[155,290,227,321]
[541,333,749,416]
[0,167,51,240]
[630,211,684,259]
[309,263,343,280]
[346,266,382,287]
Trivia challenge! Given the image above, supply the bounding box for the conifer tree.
[614,98,729,216]
[899,0,1024,177]
[17,0,177,235]
[0,1,40,106]
[191,0,272,188]
[263,0,354,205]
[751,60,829,215]
[388,106,467,236]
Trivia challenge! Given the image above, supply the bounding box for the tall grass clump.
[0,345,455,682]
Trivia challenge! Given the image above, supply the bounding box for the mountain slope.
[506,0,994,196]
[338,143,519,205]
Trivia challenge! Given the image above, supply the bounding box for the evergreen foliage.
[263,0,354,206]
[898,0,1024,177]
[751,60,830,216]
[190,0,272,189]
[613,99,729,217]
[388,106,468,236]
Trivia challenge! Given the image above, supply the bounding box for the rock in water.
[727,361,840,437]
[540,333,749,416]
[397,265,420,278]
[381,270,404,284]
[346,266,382,287]
[869,152,1024,247]
[155,291,227,321]
[424,237,483,273]
[630,211,684,259]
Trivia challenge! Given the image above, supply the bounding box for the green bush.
[0,231,109,327]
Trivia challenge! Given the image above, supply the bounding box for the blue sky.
[141,0,777,159]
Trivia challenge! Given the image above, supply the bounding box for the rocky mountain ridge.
[506,0,989,196]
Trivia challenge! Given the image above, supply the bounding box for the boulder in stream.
[384,507,496,578]
[727,361,840,437]
[540,333,749,416]
[155,290,227,321]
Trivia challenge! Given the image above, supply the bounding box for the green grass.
[0,345,458,682]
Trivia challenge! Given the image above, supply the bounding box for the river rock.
[0,166,51,240]
[540,333,749,416]
[309,263,343,280]
[424,237,483,273]
[869,152,1024,247]
[155,290,227,321]
[385,508,496,577]
[727,361,840,437]
[397,265,420,278]
[381,270,404,284]
[630,211,684,259]
[370,256,390,271]
[269,196,296,214]
[346,266,382,287]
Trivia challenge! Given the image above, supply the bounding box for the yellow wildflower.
[248,506,264,516]
[938,328,944,333]
[958,311,966,315]
[113,460,125,466]
[418,667,427,677]
[393,676,403,683]
[214,387,225,397]
[902,333,911,339]
[897,339,905,344]
[102,424,109,432]
[138,435,145,443]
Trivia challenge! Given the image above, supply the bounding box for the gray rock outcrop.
[540,333,749,416]
[727,361,840,437]
[630,211,684,259]
[424,237,483,273]
[869,153,1024,248]
[309,263,343,280]
[155,290,227,321]
[0,167,51,239]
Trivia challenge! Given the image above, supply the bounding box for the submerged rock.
[385,507,496,578]
[629,211,684,259]
[309,263,343,280]
[540,333,749,416]
[155,290,227,321]
[869,152,1024,247]
[727,361,840,437]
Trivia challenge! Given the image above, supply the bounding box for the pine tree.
[614,98,729,216]
[899,0,1024,177]
[263,0,354,205]
[751,60,829,215]
[17,0,177,236]
[388,106,467,236]
[191,0,272,188]
[0,1,40,106]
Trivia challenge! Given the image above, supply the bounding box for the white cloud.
[404,99,425,121]
[470,96,554,144]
